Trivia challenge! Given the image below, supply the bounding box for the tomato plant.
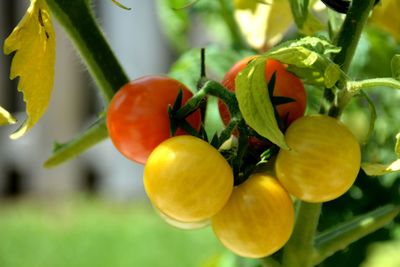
[219,57,307,129]
[3,0,400,266]
[275,115,361,202]
[144,135,233,223]
[106,76,201,164]
[211,173,294,258]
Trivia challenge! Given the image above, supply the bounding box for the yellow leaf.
[0,106,16,126]
[234,0,258,12]
[362,159,400,176]
[370,0,400,42]
[3,0,55,139]
[235,0,294,49]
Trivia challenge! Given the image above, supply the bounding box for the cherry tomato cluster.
[106,57,361,258]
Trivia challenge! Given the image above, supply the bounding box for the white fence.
[0,0,172,201]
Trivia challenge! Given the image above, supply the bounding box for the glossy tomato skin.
[275,115,361,203]
[211,173,294,258]
[220,56,306,128]
[154,207,210,230]
[144,135,234,223]
[107,76,201,164]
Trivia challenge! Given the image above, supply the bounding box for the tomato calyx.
[167,78,286,186]
[168,89,206,139]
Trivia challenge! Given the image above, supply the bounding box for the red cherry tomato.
[107,76,201,164]
[219,56,306,128]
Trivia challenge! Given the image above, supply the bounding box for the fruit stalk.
[43,0,130,167]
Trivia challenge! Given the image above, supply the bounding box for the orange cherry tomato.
[107,76,201,164]
[219,56,307,127]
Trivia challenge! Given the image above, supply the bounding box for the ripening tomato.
[275,115,361,203]
[211,173,294,258]
[219,57,306,128]
[106,76,201,164]
[144,135,234,223]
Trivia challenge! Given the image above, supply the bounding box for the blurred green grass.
[0,197,224,267]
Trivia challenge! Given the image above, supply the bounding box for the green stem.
[347,78,400,94]
[288,0,308,30]
[313,204,400,265]
[332,0,375,73]
[281,2,377,266]
[44,117,108,168]
[43,0,130,167]
[176,80,240,120]
[45,0,129,103]
[281,202,322,267]
[323,0,376,116]
[335,77,400,116]
[218,0,248,50]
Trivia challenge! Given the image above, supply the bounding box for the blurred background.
[0,1,227,266]
[0,0,399,266]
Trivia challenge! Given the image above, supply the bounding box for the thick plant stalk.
[328,0,376,117]
[281,202,322,267]
[44,0,129,167]
[280,0,376,266]
[45,0,129,102]
[312,204,400,265]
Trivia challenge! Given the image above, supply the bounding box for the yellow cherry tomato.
[154,207,209,230]
[275,115,361,203]
[211,173,294,258]
[144,135,234,223]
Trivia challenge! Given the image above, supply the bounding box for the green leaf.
[391,54,400,80]
[267,37,342,88]
[288,0,309,29]
[4,0,56,139]
[235,56,288,149]
[313,204,400,265]
[324,63,341,88]
[0,106,16,126]
[362,133,400,176]
[301,10,325,35]
[233,0,258,12]
[156,0,190,52]
[270,36,341,55]
[361,239,400,267]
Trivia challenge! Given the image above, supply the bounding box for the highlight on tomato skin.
[154,206,210,230]
[106,75,201,164]
[275,115,361,203]
[144,135,234,223]
[219,56,307,129]
[211,173,294,259]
